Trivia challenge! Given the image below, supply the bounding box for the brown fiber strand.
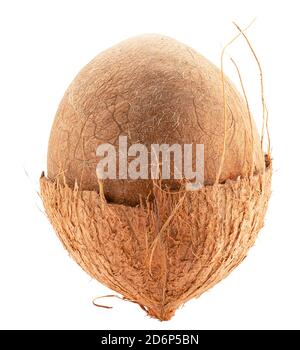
[233,22,271,157]
[148,192,187,275]
[230,57,255,176]
[265,106,271,156]
[93,294,148,313]
[215,20,255,184]
[92,295,118,309]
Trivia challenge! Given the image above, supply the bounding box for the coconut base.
[40,163,271,321]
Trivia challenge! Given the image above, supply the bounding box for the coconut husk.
[40,159,271,321]
[41,27,272,320]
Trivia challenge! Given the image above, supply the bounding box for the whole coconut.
[41,34,271,320]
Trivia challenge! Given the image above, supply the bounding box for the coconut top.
[47,34,264,205]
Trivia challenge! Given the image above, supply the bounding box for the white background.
[0,0,299,330]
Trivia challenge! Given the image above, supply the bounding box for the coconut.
[41,34,272,320]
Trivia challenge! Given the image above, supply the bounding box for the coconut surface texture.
[41,34,271,321]
[47,34,265,206]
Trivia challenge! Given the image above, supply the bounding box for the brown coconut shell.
[47,34,264,206]
[40,160,271,321]
[41,34,272,320]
